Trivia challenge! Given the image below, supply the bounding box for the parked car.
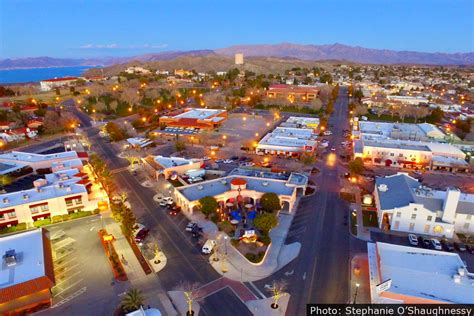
[230,156,239,161]
[323,131,333,136]
[133,223,146,236]
[202,239,216,254]
[163,197,173,203]
[202,156,211,161]
[186,222,197,232]
[330,147,336,152]
[440,239,455,251]
[215,159,224,163]
[223,159,233,164]
[168,206,181,216]
[408,234,418,246]
[430,239,442,250]
[454,242,467,252]
[134,228,150,244]
[420,237,431,248]
[166,202,176,210]
[465,244,474,254]
[159,200,168,207]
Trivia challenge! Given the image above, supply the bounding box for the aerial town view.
[0,1,473,315]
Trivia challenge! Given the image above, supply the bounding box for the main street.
[64,101,252,315]
[253,88,367,314]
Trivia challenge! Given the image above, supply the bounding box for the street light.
[353,283,360,304]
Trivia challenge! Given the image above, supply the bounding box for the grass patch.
[366,113,417,123]
[255,103,322,115]
[33,218,52,227]
[0,223,27,235]
[362,211,378,227]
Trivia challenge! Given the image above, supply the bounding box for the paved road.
[64,100,253,316]
[253,89,367,314]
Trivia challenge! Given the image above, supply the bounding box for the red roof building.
[266,84,319,101]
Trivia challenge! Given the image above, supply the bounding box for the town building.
[124,66,151,75]
[0,167,105,228]
[0,151,88,174]
[385,95,429,105]
[174,69,193,77]
[256,117,319,157]
[354,121,447,142]
[173,168,308,214]
[353,139,469,171]
[367,242,474,304]
[0,228,55,314]
[159,108,227,130]
[142,155,203,180]
[39,77,78,91]
[266,84,319,101]
[373,173,474,238]
[235,53,244,65]
[0,127,38,144]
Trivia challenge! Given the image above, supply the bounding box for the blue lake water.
[0,66,98,84]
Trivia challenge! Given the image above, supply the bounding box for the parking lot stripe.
[54,278,84,297]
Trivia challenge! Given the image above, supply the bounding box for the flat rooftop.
[177,175,296,202]
[358,122,446,140]
[0,229,46,287]
[0,151,79,163]
[361,140,431,152]
[271,127,315,140]
[285,116,320,126]
[154,156,201,169]
[172,108,225,120]
[373,242,474,304]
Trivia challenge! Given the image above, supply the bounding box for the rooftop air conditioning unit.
[378,184,388,192]
[453,274,461,284]
[4,250,17,267]
[23,194,29,200]
[197,185,204,190]
[65,186,72,192]
[220,180,227,185]
[3,198,8,204]
[458,267,466,276]
[262,181,269,186]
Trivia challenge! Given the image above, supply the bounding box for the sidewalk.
[209,212,300,282]
[349,253,371,304]
[104,214,177,316]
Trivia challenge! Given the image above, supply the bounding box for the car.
[223,159,233,164]
[430,239,442,250]
[133,223,146,236]
[441,239,455,251]
[240,162,255,167]
[155,195,164,202]
[230,156,239,161]
[202,239,216,254]
[239,156,247,161]
[186,222,197,232]
[134,228,150,244]
[408,234,418,246]
[330,147,336,152]
[454,242,467,252]
[215,159,224,163]
[202,156,211,161]
[168,206,181,216]
[323,131,333,136]
[465,244,474,254]
[420,237,431,248]
[159,200,167,207]
[244,157,253,162]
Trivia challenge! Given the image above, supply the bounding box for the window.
[399,153,403,157]
[424,224,430,233]
[427,215,432,221]
[0,213,3,220]
[464,223,470,230]
[413,208,417,211]
[393,221,400,229]
[65,199,73,207]
[390,153,395,156]
[409,223,415,231]
[411,214,417,220]
[467,215,472,221]
[30,206,39,214]
[6,212,16,218]
[30,204,48,214]
[396,212,401,218]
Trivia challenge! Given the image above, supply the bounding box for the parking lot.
[41,216,126,315]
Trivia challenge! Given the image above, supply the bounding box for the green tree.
[121,207,137,239]
[175,139,186,152]
[300,152,316,165]
[199,196,218,217]
[348,157,365,175]
[121,288,145,313]
[254,213,278,235]
[105,122,127,141]
[426,108,444,124]
[260,192,281,213]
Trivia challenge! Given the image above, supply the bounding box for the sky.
[0,0,473,59]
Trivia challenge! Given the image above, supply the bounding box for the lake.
[0,66,98,84]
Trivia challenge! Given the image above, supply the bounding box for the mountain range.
[1,43,472,70]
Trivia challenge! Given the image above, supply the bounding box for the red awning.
[29,202,48,209]
[65,195,82,201]
[32,213,50,220]
[0,209,15,215]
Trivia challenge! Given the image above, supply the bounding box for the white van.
[202,239,216,254]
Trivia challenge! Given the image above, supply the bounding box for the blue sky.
[0,0,472,58]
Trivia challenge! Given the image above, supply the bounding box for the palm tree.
[121,288,144,313]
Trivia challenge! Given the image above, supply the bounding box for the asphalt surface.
[64,100,252,316]
[253,89,367,314]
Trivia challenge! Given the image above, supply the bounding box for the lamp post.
[353,283,360,304]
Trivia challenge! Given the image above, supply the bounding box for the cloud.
[79,43,119,49]
[79,43,167,50]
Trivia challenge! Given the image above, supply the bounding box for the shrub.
[69,211,93,220]
[210,213,219,224]
[93,208,101,215]
[52,215,64,223]
[230,239,240,247]
[33,218,52,227]
[0,222,27,235]
[259,234,271,245]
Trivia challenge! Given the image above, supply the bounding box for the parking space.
[371,231,474,269]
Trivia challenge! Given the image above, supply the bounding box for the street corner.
[246,294,290,316]
[148,251,167,273]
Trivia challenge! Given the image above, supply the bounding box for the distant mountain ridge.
[0,44,472,70]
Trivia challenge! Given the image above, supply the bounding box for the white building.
[367,242,474,304]
[374,173,474,238]
[386,95,429,105]
[173,168,308,214]
[0,151,88,174]
[142,155,203,180]
[0,167,104,228]
[353,139,469,171]
[280,116,320,130]
[235,53,244,65]
[0,228,55,314]
[354,121,447,142]
[125,66,151,75]
[40,77,78,91]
